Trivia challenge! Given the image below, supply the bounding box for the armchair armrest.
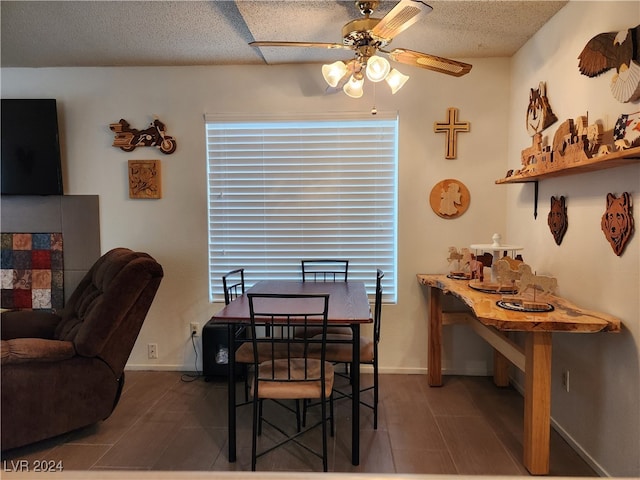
[1,310,62,340]
[1,338,76,365]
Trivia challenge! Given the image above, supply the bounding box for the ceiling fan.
[249,0,472,98]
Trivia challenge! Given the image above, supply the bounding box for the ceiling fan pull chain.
[371,82,378,115]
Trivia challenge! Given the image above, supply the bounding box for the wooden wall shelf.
[496,146,640,184]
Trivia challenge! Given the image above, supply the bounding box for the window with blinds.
[206,113,397,303]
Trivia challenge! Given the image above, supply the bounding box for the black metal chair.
[301,259,349,282]
[222,268,245,305]
[313,269,384,428]
[298,259,351,340]
[221,268,251,399]
[247,292,334,471]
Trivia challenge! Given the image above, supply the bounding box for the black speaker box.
[202,320,246,381]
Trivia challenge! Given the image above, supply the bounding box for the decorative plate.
[447,273,470,280]
[468,281,518,294]
[496,300,554,313]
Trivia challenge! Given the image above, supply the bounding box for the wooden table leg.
[493,349,510,387]
[428,287,443,386]
[523,331,552,475]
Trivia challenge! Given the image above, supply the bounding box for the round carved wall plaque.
[429,179,470,219]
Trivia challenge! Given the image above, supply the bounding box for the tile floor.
[1,371,597,476]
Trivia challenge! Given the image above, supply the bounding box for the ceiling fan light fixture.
[322,60,349,87]
[343,74,365,98]
[365,55,391,82]
[253,1,472,99]
[385,68,409,94]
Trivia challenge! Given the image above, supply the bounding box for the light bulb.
[385,69,409,94]
[322,61,348,88]
[343,75,364,98]
[366,55,391,83]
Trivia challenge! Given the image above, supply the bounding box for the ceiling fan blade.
[370,0,433,42]
[250,41,347,50]
[387,48,472,77]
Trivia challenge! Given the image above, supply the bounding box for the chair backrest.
[301,259,349,282]
[222,268,245,305]
[54,248,163,374]
[374,269,384,345]
[247,293,331,396]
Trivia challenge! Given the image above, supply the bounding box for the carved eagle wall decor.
[578,25,640,103]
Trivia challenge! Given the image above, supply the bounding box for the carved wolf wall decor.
[548,196,568,246]
[601,192,634,256]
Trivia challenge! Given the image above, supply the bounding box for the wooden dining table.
[209,280,372,466]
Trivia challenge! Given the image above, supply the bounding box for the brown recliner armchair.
[1,248,163,451]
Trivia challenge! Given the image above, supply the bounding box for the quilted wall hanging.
[0,233,64,310]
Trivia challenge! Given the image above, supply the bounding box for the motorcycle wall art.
[109,117,177,154]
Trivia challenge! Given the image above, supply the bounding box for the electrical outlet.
[561,370,570,392]
[148,343,158,359]
[190,322,200,337]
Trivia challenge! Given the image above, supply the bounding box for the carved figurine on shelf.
[496,260,555,311]
[501,107,640,183]
[447,246,468,267]
[476,252,493,269]
[494,257,522,292]
[552,118,574,157]
[578,119,604,154]
[526,81,558,136]
[613,111,640,150]
[550,114,605,168]
[109,117,177,154]
[521,133,543,167]
[447,247,472,276]
[548,196,568,245]
[501,255,524,269]
[519,133,553,176]
[517,264,558,296]
[468,254,485,282]
[601,192,634,256]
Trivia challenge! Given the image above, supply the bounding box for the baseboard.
[125,364,187,371]
[125,365,490,376]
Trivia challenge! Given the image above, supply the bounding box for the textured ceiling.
[1,1,568,68]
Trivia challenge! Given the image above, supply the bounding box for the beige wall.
[1,59,510,377]
[1,1,638,476]
[507,1,639,477]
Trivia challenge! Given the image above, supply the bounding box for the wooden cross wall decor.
[434,107,470,159]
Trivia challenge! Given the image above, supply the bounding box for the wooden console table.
[417,274,621,475]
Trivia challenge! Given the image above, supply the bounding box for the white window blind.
[206,113,397,302]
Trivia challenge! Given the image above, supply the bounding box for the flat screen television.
[1,98,64,195]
